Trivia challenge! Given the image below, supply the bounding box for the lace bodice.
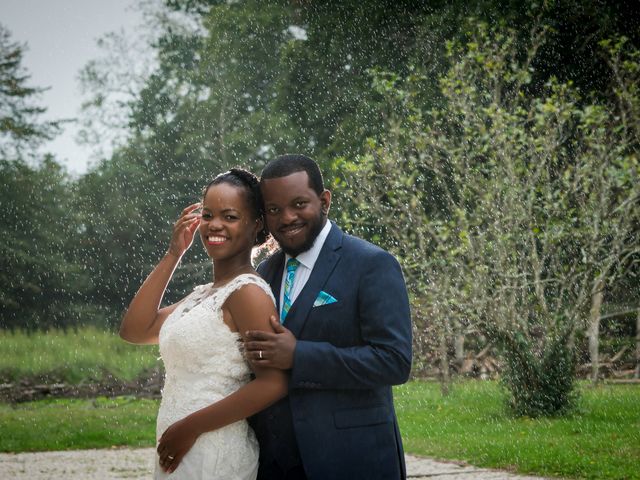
[154,273,274,480]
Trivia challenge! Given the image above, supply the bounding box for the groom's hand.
[245,315,296,370]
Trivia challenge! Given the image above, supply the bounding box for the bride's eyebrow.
[201,207,241,214]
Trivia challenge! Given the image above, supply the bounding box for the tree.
[0,156,84,329]
[0,24,60,159]
[584,36,640,382]
[0,25,82,330]
[344,20,640,416]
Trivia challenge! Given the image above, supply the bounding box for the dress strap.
[215,273,276,307]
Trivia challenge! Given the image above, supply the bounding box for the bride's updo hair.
[202,168,269,246]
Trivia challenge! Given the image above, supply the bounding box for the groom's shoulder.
[340,232,405,282]
[341,228,395,261]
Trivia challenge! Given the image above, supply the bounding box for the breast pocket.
[311,301,343,313]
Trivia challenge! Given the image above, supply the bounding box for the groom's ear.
[320,189,331,215]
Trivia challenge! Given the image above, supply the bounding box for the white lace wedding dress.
[154,274,274,479]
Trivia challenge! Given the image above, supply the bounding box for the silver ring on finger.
[167,455,175,460]
[259,350,263,360]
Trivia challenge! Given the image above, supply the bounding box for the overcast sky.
[2,0,143,175]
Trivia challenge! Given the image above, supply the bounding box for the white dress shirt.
[279,220,332,317]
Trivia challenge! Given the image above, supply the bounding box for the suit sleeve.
[290,249,412,390]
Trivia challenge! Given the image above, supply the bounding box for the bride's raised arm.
[119,202,201,345]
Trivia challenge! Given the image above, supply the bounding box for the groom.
[245,154,412,480]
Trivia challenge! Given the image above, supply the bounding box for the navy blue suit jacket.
[251,223,412,480]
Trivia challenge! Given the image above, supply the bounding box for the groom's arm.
[247,249,412,390]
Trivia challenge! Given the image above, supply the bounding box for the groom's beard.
[278,211,326,258]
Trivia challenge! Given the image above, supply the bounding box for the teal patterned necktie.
[281,258,300,323]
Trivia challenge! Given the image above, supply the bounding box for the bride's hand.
[157,417,199,473]
[167,202,201,258]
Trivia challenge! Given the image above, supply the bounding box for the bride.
[119,168,286,479]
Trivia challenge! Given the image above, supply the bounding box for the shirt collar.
[285,220,332,271]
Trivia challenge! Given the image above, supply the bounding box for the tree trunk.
[588,276,604,384]
[567,326,576,353]
[439,326,450,396]
[635,309,640,379]
[454,320,465,365]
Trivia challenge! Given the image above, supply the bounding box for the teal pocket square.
[313,291,337,307]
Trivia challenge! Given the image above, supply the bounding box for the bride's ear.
[254,216,265,244]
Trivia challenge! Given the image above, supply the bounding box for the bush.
[496,327,577,417]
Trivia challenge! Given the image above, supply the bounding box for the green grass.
[0,327,160,383]
[0,397,158,452]
[394,380,640,480]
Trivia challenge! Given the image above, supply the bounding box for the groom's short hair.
[261,154,324,195]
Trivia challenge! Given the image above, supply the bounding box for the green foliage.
[396,381,640,480]
[71,149,205,324]
[0,157,86,330]
[0,327,160,384]
[493,327,577,417]
[344,20,640,414]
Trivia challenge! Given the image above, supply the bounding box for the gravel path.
[0,448,551,479]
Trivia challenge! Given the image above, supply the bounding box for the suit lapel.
[286,223,343,337]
